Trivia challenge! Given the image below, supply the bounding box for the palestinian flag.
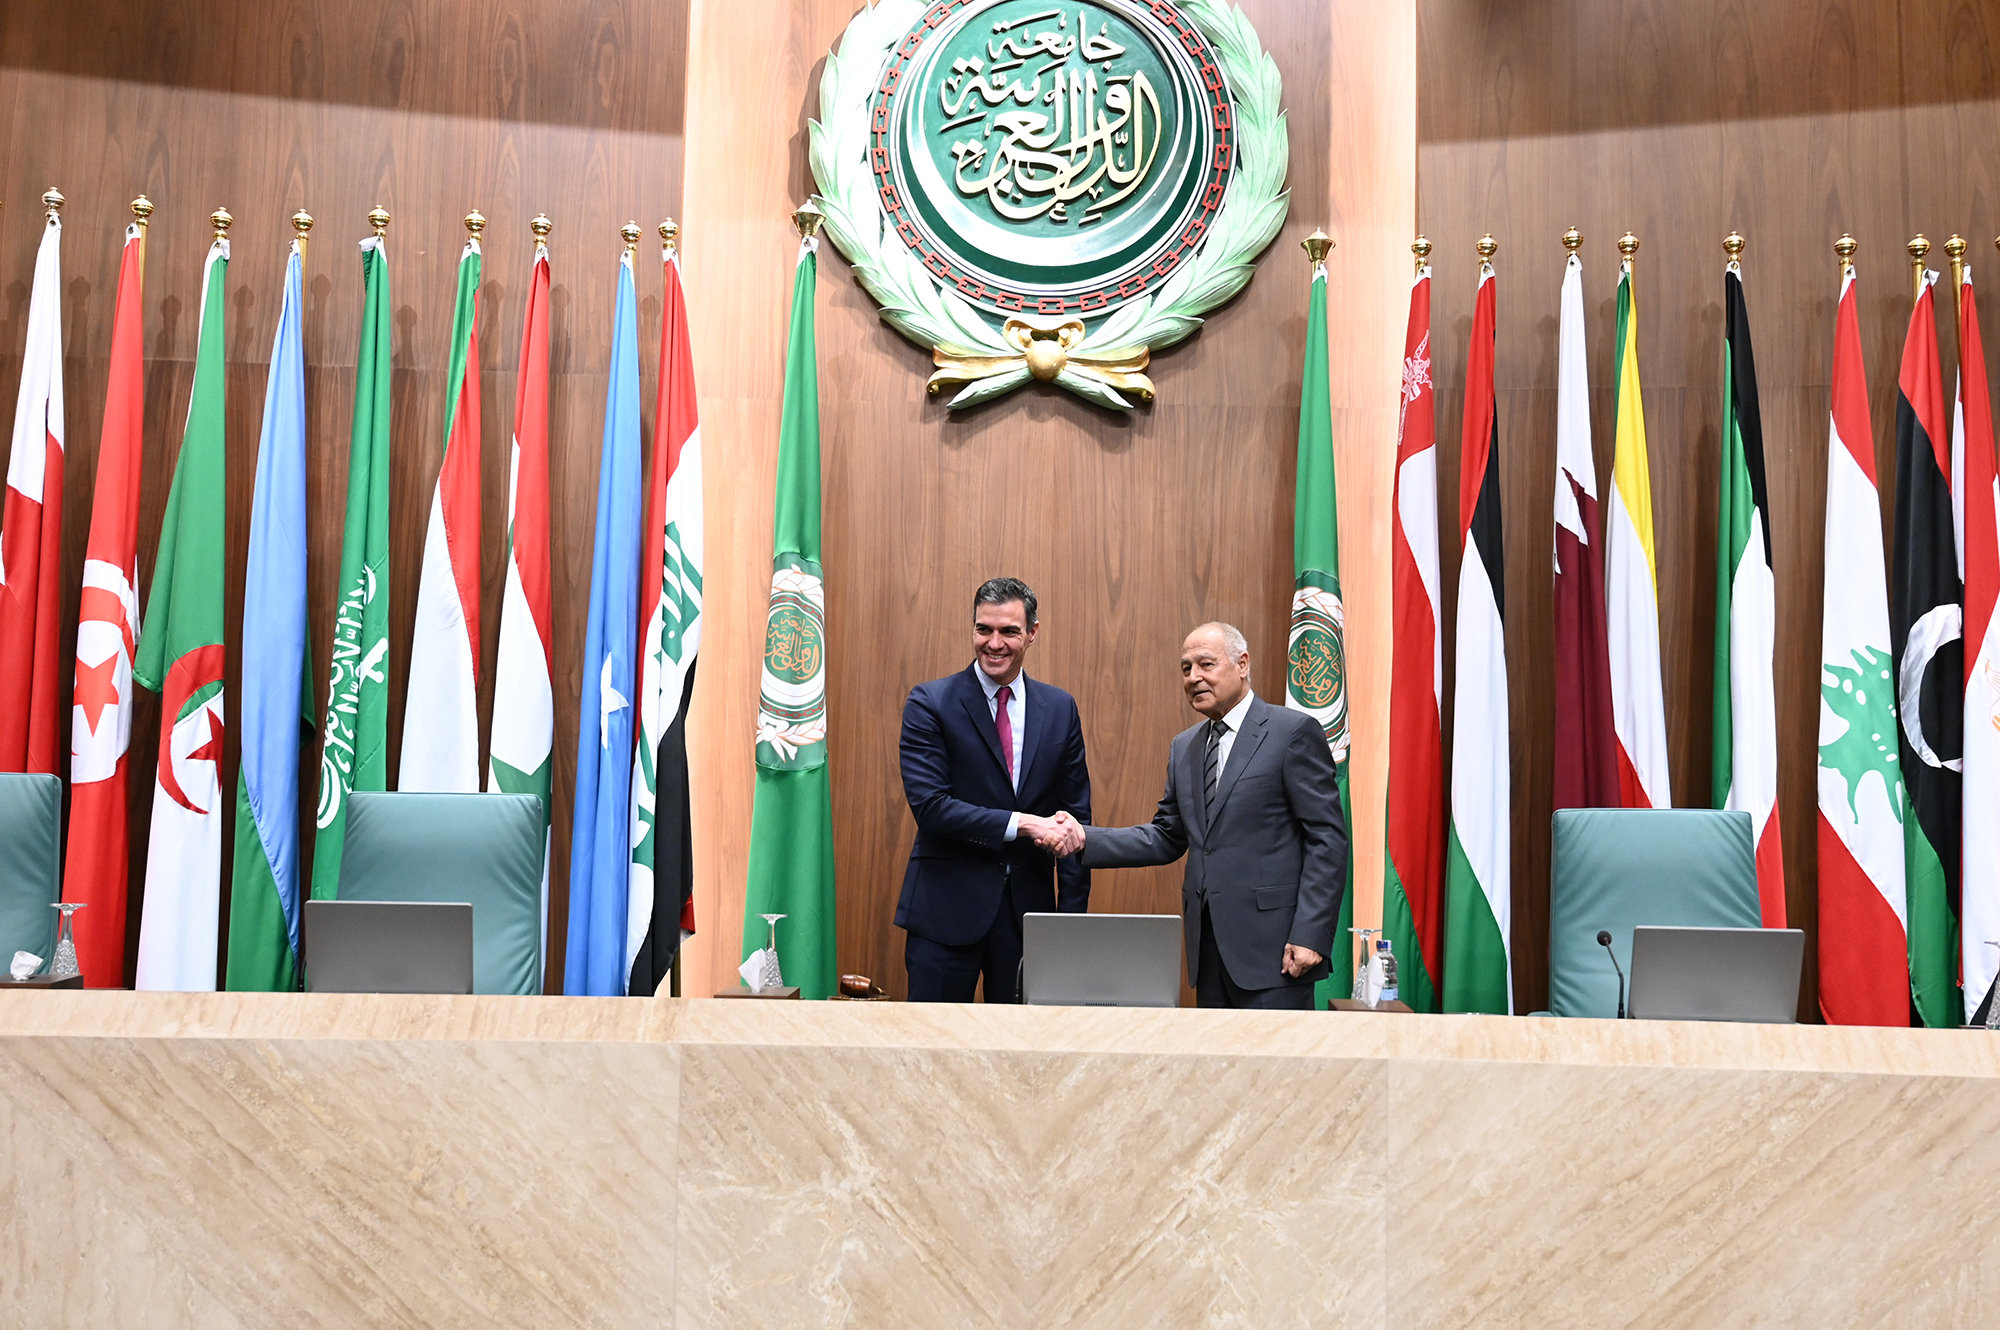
[1606,250,1671,809]
[1714,255,1787,925]
[1817,261,1911,1026]
[628,230,704,996]
[401,229,483,793]
[133,233,229,992]
[1444,255,1511,1014]
[1961,265,2000,1022]
[62,211,146,987]
[1892,269,1962,1028]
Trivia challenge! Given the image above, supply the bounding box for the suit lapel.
[1016,675,1045,791]
[1183,723,1210,844]
[1207,696,1270,826]
[956,664,1008,778]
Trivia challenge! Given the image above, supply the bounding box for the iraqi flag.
[1714,256,1787,926]
[1817,261,1911,1027]
[1444,255,1512,1014]
[0,201,65,774]
[1606,250,1671,809]
[627,229,704,996]
[134,233,230,993]
[1892,268,1962,1028]
[401,229,484,792]
[1961,265,2000,1022]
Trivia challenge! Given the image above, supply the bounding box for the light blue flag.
[565,249,644,995]
[225,240,312,990]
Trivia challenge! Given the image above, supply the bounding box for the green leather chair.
[1549,808,1761,1018]
[0,773,62,967]
[337,792,544,995]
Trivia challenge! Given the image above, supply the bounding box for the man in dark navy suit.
[895,578,1091,1003]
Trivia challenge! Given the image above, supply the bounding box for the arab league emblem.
[809,0,1289,410]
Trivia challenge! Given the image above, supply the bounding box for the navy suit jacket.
[895,664,1091,948]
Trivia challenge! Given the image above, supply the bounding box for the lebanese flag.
[63,218,147,986]
[1817,263,1911,1026]
[1553,251,1618,809]
[1961,266,2000,1022]
[0,206,65,774]
[1606,257,1671,809]
[400,234,483,792]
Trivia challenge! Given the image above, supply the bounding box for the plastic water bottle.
[1376,938,1399,1005]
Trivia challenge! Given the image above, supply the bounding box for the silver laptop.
[1020,912,1182,1007]
[1628,925,1803,1023]
[305,900,475,995]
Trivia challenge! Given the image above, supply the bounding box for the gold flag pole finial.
[131,196,154,228]
[1476,234,1498,266]
[210,207,233,240]
[621,221,642,257]
[42,188,64,222]
[530,213,552,247]
[1562,225,1583,256]
[1947,234,1968,323]
[660,218,680,257]
[1724,231,1746,264]
[1617,231,1639,265]
[1300,227,1332,265]
[368,205,391,238]
[1836,233,1858,276]
[465,210,486,240]
[1909,234,1932,303]
[793,200,825,241]
[292,209,313,266]
[1411,235,1432,273]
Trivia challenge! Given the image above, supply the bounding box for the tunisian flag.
[64,217,147,986]
[0,204,66,774]
[1961,266,2000,1023]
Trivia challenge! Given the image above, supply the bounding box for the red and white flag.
[1958,266,2000,1020]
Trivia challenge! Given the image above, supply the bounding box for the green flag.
[742,232,836,1000]
[312,233,393,900]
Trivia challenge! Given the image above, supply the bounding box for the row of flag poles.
[0,193,704,996]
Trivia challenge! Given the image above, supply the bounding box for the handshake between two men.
[1021,810,1086,858]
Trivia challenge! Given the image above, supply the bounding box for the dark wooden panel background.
[1418,0,2000,1015]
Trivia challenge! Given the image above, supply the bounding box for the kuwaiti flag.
[1960,266,2000,1021]
[226,234,311,992]
[63,215,146,987]
[564,242,644,996]
[401,232,483,792]
[489,231,554,985]
[628,233,704,996]
[1383,259,1442,1013]
[1552,251,1619,810]
[1714,256,1787,926]
[1606,252,1671,809]
[0,203,65,774]
[1444,256,1511,1015]
[1892,268,1962,1028]
[1818,262,1911,1027]
[134,234,229,993]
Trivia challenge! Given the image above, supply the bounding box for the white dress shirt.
[1208,690,1256,781]
[978,668,1027,840]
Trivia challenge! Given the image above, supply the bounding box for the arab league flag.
[1444,256,1511,1015]
[1818,262,1911,1027]
[1383,258,1441,1012]
[312,231,394,901]
[1960,265,2000,1022]
[401,232,484,793]
[742,229,836,1002]
[564,243,644,997]
[1892,269,1962,1029]
[63,215,146,988]
[628,233,704,996]
[1715,255,1787,926]
[490,230,555,985]
[1284,251,1356,1009]
[1606,251,1671,810]
[133,234,229,993]
[0,203,65,775]
[226,234,311,992]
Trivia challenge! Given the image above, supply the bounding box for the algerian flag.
[312,231,393,900]
[742,228,836,1001]
[133,233,229,992]
[1607,248,1671,809]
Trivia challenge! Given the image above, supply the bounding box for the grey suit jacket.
[1081,695,1347,992]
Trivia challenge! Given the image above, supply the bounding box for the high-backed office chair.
[1548,808,1761,1018]
[0,773,62,967]
[337,792,544,995]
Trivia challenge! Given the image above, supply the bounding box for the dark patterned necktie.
[1204,718,1227,809]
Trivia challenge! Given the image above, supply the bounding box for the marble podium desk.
[3,994,1998,1329]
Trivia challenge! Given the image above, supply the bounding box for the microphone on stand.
[1597,929,1626,1020]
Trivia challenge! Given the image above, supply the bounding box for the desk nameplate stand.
[1,974,84,990]
[1327,997,1414,1013]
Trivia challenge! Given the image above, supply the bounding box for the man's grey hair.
[1190,621,1249,659]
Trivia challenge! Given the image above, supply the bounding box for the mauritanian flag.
[1444,256,1511,1014]
[1606,251,1671,809]
[628,231,704,996]
[1818,262,1911,1027]
[0,203,65,775]
[1714,256,1787,926]
[401,231,483,793]
[489,230,554,983]
[62,214,146,987]
[1553,251,1619,810]
[312,231,394,901]
[743,228,836,1002]
[1959,266,2000,1021]
[1381,258,1441,1012]
[133,234,229,992]
[1892,268,1961,1029]
[226,234,311,992]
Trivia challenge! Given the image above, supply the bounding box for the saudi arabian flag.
[1285,255,1355,1008]
[742,227,836,1001]
[312,232,393,900]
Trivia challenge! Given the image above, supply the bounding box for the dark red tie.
[995,684,1014,786]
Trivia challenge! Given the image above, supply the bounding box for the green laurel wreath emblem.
[808,0,1290,411]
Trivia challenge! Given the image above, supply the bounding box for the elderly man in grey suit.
[1042,622,1347,1009]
